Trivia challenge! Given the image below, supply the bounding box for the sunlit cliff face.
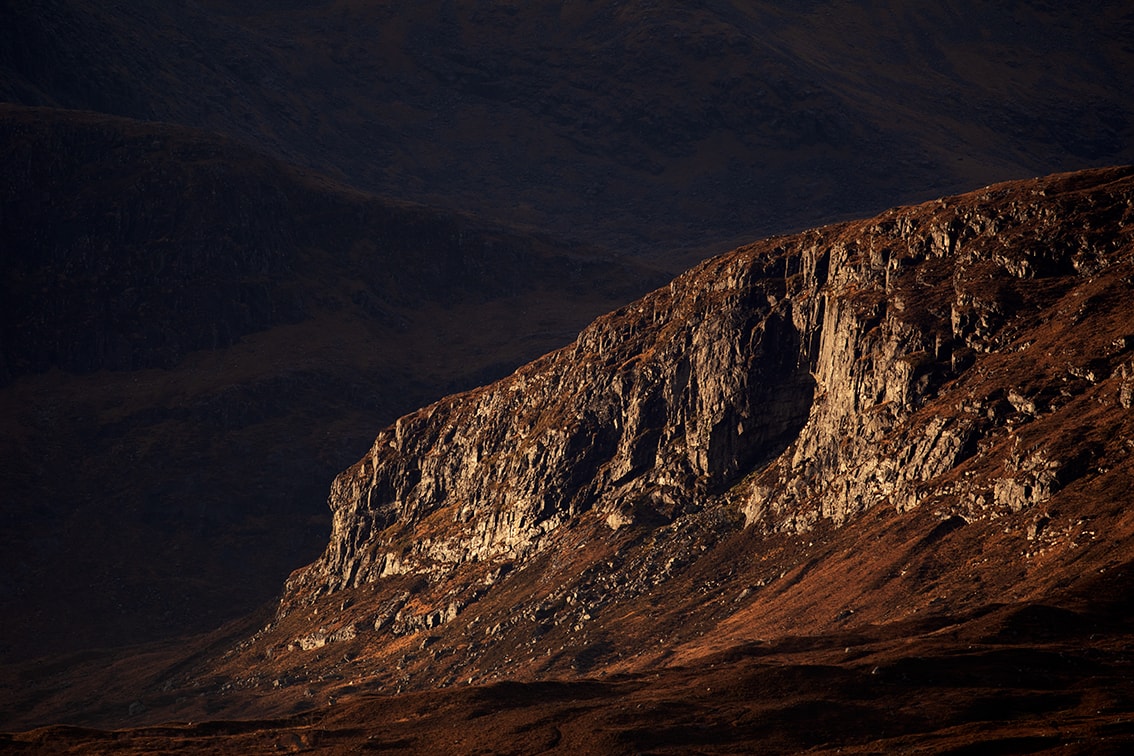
[177,166,1134,712]
[5,166,1134,753]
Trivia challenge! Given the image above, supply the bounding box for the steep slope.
[3,1,1132,261]
[10,167,1128,744]
[0,104,663,659]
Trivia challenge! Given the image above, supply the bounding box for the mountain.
[6,167,1133,753]
[4,0,1134,747]
[251,164,1134,701]
[3,1,1133,262]
[3,0,1134,666]
[0,103,664,658]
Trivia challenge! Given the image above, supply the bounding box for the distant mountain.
[8,167,1131,753]
[0,103,664,659]
[3,1,1132,261]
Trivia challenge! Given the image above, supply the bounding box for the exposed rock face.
[286,167,1134,609]
[288,238,817,598]
[746,169,1134,533]
[227,167,1134,705]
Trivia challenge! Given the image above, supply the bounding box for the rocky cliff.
[283,166,1132,597]
[186,166,1134,707]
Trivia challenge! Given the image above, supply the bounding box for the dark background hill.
[2,0,1134,670]
[4,1,1132,263]
[0,104,662,657]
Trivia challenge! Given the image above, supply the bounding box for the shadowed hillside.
[0,104,663,659]
[3,1,1132,263]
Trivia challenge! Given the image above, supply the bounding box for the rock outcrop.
[0,103,666,662]
[293,248,816,597]
[284,167,1134,608]
[205,167,1134,707]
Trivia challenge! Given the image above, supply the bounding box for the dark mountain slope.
[3,1,1132,261]
[6,167,1131,753]
[0,104,663,659]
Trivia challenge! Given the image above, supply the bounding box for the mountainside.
[0,103,662,658]
[3,1,1132,261]
[4,0,1134,671]
[268,166,1134,675]
[8,167,1132,752]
